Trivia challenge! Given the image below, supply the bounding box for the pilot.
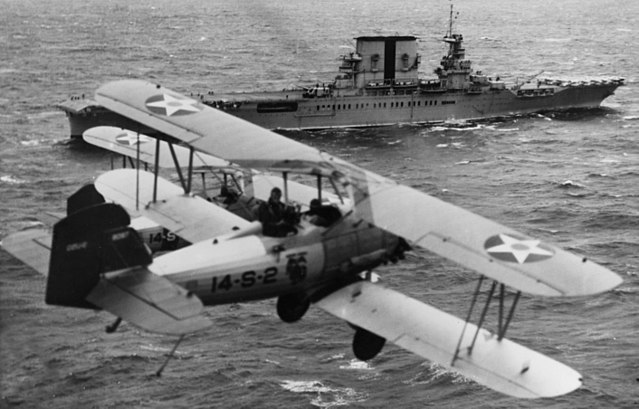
[218,185,239,206]
[305,199,341,227]
[257,187,297,237]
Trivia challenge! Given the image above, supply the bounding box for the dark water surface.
[1,0,638,407]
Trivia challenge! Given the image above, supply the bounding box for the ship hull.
[223,83,618,130]
[59,83,619,137]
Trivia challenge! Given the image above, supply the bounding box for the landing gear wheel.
[276,293,310,323]
[352,327,386,361]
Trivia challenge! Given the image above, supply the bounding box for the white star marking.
[145,93,201,116]
[485,233,554,264]
[115,132,151,146]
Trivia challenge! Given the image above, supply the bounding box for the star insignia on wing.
[115,131,152,146]
[484,233,554,264]
[145,93,202,116]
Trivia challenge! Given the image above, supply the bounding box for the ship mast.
[447,4,454,38]
[436,4,472,90]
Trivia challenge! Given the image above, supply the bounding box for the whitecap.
[536,114,552,121]
[542,37,571,43]
[404,362,471,386]
[280,380,367,407]
[1,175,27,185]
[139,343,188,357]
[559,180,585,189]
[27,111,61,120]
[20,140,41,147]
[319,353,345,364]
[339,359,373,370]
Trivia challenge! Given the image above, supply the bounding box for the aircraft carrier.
[58,10,624,138]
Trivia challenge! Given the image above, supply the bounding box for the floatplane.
[1,80,622,399]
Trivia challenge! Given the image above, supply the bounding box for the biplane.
[1,79,622,399]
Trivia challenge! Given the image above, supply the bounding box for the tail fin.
[46,202,152,309]
[67,184,105,215]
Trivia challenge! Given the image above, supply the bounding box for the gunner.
[304,199,341,227]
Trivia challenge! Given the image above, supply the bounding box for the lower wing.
[95,168,251,243]
[316,281,581,398]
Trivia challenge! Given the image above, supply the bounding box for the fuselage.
[149,216,400,306]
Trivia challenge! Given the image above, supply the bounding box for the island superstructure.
[58,9,624,137]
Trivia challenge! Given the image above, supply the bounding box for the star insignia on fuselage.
[145,93,202,116]
[115,131,152,146]
[484,233,554,264]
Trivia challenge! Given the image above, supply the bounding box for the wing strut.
[187,146,194,194]
[283,172,289,203]
[452,276,522,366]
[167,142,188,192]
[153,137,160,203]
[329,177,345,204]
[452,275,485,365]
[498,286,521,341]
[136,131,141,210]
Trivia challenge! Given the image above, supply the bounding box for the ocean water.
[0,0,638,408]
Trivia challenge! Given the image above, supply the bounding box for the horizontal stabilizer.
[95,169,251,243]
[87,267,211,335]
[316,282,582,398]
[1,229,52,276]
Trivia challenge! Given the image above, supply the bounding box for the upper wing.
[83,126,233,170]
[95,168,251,243]
[94,80,621,296]
[95,80,336,174]
[344,167,622,296]
[316,281,581,398]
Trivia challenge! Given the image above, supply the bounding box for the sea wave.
[280,380,368,408]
